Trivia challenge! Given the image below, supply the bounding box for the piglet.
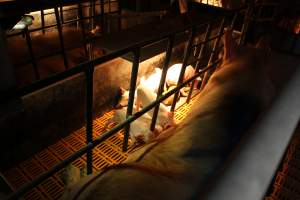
[166,63,195,86]
[61,28,276,200]
[140,68,162,93]
[107,107,162,144]
[136,84,175,130]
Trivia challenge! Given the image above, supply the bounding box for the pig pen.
[1,2,300,200]
[1,6,241,199]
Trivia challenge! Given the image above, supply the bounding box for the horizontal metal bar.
[204,66,300,200]
[191,34,221,48]
[6,11,115,38]
[41,1,116,16]
[2,17,227,102]
[4,57,221,200]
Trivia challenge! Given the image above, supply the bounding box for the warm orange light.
[140,68,162,93]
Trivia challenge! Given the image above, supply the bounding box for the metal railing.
[6,0,120,81]
[2,5,246,200]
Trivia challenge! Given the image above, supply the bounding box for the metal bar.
[89,0,95,29]
[108,0,111,13]
[85,63,94,175]
[117,0,121,31]
[123,48,140,152]
[191,34,222,49]
[78,3,89,57]
[117,0,122,31]
[54,7,69,70]
[24,27,40,80]
[239,3,253,45]
[6,10,216,38]
[170,27,196,112]
[186,22,212,103]
[100,0,105,33]
[60,3,64,23]
[4,57,221,200]
[230,12,238,28]
[41,10,45,34]
[150,36,175,131]
[200,17,225,91]
[204,67,300,200]
[2,18,224,102]
[6,5,116,38]
[290,34,298,53]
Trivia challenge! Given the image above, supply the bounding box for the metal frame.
[2,6,249,200]
[6,0,120,81]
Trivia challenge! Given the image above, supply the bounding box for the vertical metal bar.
[100,0,105,34]
[108,0,111,13]
[186,23,212,103]
[230,12,238,28]
[60,4,64,24]
[85,64,94,174]
[200,17,225,91]
[78,3,89,57]
[24,27,40,80]
[170,27,196,112]
[150,36,175,131]
[89,0,95,29]
[117,0,122,31]
[41,10,45,34]
[239,5,253,45]
[290,35,298,53]
[123,48,140,152]
[88,42,94,61]
[54,7,69,70]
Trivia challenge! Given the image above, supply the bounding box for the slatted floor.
[265,122,300,200]
[3,96,197,200]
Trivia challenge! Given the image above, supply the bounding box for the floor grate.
[3,95,196,199]
[265,121,300,200]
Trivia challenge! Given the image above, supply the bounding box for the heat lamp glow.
[193,0,223,7]
[113,63,196,144]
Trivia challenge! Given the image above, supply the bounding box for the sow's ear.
[223,27,238,60]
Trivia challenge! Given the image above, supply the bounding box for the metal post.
[230,12,238,29]
[239,3,253,45]
[123,48,140,152]
[60,3,64,24]
[54,7,69,69]
[186,23,212,103]
[108,0,111,13]
[100,0,105,34]
[150,36,175,131]
[85,64,94,174]
[170,27,196,112]
[41,10,45,34]
[117,0,122,31]
[200,17,225,91]
[78,3,89,57]
[24,27,40,80]
[89,0,95,29]
[290,35,298,53]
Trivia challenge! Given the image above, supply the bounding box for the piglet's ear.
[120,87,126,95]
[223,27,238,60]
